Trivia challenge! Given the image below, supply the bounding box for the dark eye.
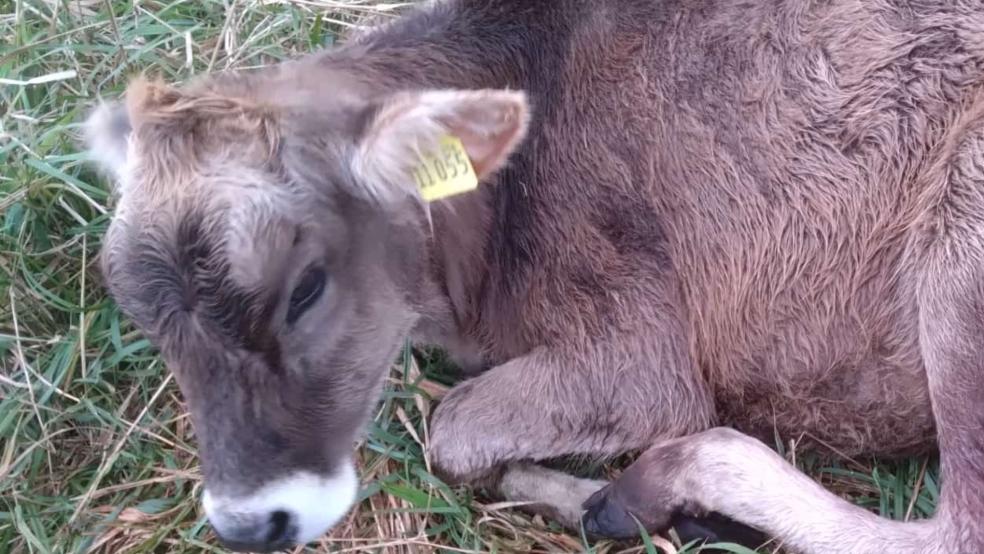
[286,266,326,324]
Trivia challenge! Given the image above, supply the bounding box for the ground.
[0,1,942,553]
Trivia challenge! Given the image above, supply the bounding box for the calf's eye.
[287,266,326,324]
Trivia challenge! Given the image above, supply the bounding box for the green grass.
[0,1,940,553]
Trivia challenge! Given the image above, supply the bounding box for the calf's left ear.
[83,76,191,197]
[351,89,530,204]
[84,99,132,192]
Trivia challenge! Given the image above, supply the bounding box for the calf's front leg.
[427,337,715,526]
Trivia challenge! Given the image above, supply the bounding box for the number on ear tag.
[412,135,479,202]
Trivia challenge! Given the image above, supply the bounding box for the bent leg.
[427,325,715,530]
[428,338,714,482]
[582,427,936,553]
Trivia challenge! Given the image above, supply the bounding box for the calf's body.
[85,0,984,552]
[407,0,945,458]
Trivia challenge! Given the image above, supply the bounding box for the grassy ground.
[0,1,942,553]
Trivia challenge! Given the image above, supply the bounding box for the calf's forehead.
[102,202,277,357]
[100,77,387,344]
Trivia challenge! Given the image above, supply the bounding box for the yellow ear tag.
[413,135,479,202]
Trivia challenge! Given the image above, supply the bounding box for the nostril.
[267,510,291,544]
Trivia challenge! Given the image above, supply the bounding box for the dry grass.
[0,1,939,552]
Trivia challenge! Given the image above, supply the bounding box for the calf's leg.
[428,332,715,528]
[497,463,608,526]
[910,121,984,550]
[498,462,764,550]
[582,427,934,552]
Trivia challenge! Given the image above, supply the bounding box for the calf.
[84,0,984,552]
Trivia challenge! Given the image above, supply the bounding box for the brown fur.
[85,0,984,552]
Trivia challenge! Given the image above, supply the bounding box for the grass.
[0,1,941,552]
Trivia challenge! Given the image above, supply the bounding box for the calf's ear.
[84,99,132,193]
[350,89,530,204]
[83,76,184,196]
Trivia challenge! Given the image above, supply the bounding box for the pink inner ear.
[351,89,528,203]
[442,94,529,180]
[455,127,503,178]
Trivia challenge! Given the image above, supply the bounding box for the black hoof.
[581,488,645,539]
[670,512,769,551]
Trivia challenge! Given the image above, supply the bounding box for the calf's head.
[85,74,527,552]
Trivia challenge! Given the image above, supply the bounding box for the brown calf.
[84,0,984,552]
